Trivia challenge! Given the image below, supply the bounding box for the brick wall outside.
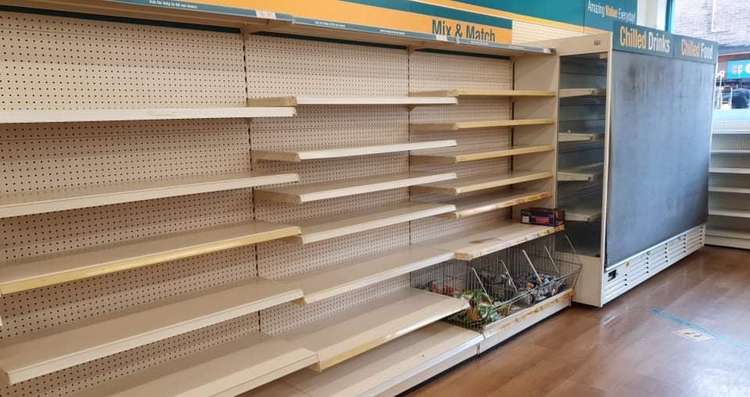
[673,0,750,47]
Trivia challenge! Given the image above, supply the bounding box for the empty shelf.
[297,203,455,244]
[559,88,606,98]
[710,186,750,194]
[706,228,750,239]
[558,163,604,182]
[277,322,481,397]
[284,288,467,371]
[0,107,295,124]
[412,170,553,195]
[253,140,456,162]
[710,167,750,175]
[0,172,299,219]
[411,118,554,132]
[428,221,564,260]
[0,279,303,385]
[713,129,750,135]
[712,149,750,154]
[0,221,300,295]
[446,190,552,219]
[565,207,602,222]
[286,246,454,304]
[72,333,316,397]
[411,145,553,164]
[410,89,555,97]
[255,172,456,204]
[709,209,750,218]
[246,96,456,107]
[558,132,603,143]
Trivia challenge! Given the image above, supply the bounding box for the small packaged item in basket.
[520,207,565,226]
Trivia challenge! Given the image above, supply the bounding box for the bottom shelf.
[255,322,481,397]
[74,333,317,397]
[706,228,750,249]
[428,221,564,261]
[284,288,467,371]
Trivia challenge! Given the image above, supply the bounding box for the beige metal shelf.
[0,221,300,295]
[709,186,750,194]
[72,333,316,397]
[565,207,602,222]
[246,96,456,107]
[428,221,564,261]
[276,322,481,397]
[285,246,454,304]
[558,132,603,143]
[558,163,604,182]
[445,190,552,219]
[0,279,304,385]
[559,88,606,98]
[712,149,750,154]
[284,288,467,372]
[0,107,295,124]
[709,208,750,218]
[710,167,750,175]
[0,172,299,219]
[411,118,555,132]
[410,145,553,164]
[410,89,556,98]
[706,228,750,249]
[253,140,456,162]
[255,172,456,204]
[412,170,553,195]
[297,203,455,244]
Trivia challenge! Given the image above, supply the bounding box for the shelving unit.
[255,172,456,204]
[410,144,554,164]
[284,288,467,371]
[446,190,553,219]
[707,119,750,249]
[0,221,300,295]
[246,96,457,107]
[286,246,454,304]
[0,173,299,219]
[412,171,553,195]
[411,118,554,132]
[0,106,295,124]
[73,333,317,397]
[297,203,456,244]
[252,140,456,162]
[0,279,303,384]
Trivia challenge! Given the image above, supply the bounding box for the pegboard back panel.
[0,11,246,110]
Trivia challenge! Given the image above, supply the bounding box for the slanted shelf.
[559,88,606,98]
[285,246,455,304]
[0,279,304,385]
[410,89,556,98]
[710,167,750,175]
[0,221,300,295]
[253,140,456,162]
[412,170,553,195]
[0,172,299,219]
[270,322,481,397]
[410,145,553,164]
[72,333,317,397]
[427,221,564,261]
[709,208,750,218]
[0,106,295,124]
[246,96,456,107]
[558,132,603,143]
[297,203,455,244]
[255,172,456,204]
[446,190,553,219]
[557,163,604,182]
[283,288,467,371]
[411,118,554,132]
[565,205,603,222]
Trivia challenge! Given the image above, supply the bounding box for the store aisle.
[405,246,750,397]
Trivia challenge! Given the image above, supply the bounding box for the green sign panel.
[613,22,716,64]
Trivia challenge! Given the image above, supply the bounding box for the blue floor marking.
[650,307,750,352]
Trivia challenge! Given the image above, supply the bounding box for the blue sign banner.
[727,60,750,79]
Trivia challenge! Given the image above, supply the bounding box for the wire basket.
[411,232,582,331]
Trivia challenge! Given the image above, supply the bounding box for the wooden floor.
[406,246,750,397]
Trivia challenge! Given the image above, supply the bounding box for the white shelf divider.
[0,172,299,219]
[283,288,467,371]
[255,172,456,204]
[253,140,456,162]
[0,279,304,385]
[0,107,295,124]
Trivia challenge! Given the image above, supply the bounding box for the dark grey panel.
[605,51,713,267]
